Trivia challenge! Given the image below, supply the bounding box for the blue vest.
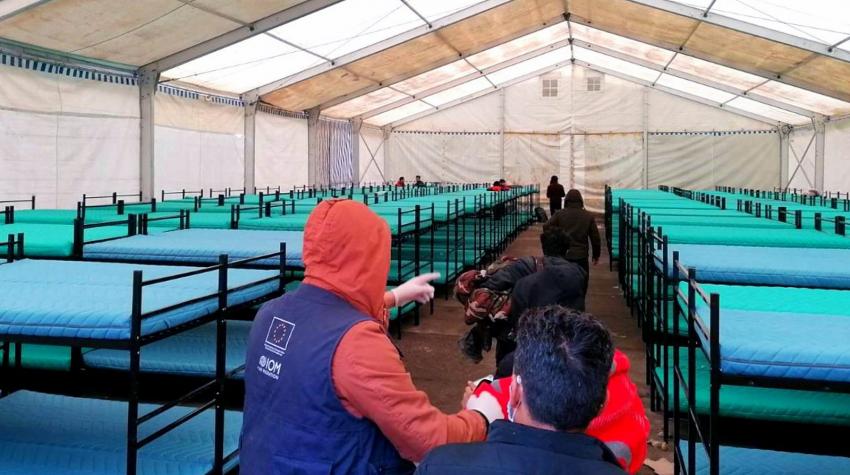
[241,283,414,475]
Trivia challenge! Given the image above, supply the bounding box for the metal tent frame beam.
[317,13,567,111]
[245,0,512,99]
[626,0,850,64]
[571,37,821,119]
[355,38,572,120]
[143,0,344,73]
[389,59,778,129]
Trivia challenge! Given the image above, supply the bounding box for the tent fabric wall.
[786,127,817,191]
[255,111,308,191]
[359,126,387,184]
[825,118,850,193]
[0,64,139,208]
[504,73,571,133]
[395,93,502,133]
[154,94,244,193]
[503,134,566,191]
[387,132,501,183]
[648,133,779,190]
[388,64,781,203]
[578,133,644,212]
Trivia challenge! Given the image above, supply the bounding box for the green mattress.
[656,349,850,425]
[0,223,132,257]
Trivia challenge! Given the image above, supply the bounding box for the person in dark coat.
[416,307,626,475]
[546,176,566,216]
[478,225,586,370]
[548,189,601,294]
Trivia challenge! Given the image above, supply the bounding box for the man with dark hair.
[548,189,601,293]
[414,175,426,187]
[417,307,626,475]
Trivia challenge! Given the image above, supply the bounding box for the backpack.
[534,206,548,223]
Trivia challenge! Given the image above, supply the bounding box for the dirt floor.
[398,223,673,474]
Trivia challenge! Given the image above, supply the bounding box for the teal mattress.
[0,390,241,475]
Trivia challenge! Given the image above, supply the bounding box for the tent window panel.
[585,75,603,92]
[542,78,559,97]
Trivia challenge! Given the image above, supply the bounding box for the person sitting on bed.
[241,200,489,475]
[416,307,631,475]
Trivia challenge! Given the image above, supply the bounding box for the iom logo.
[264,317,295,356]
[258,355,282,380]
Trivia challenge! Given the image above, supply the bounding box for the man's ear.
[509,375,522,410]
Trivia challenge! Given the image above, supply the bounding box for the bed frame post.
[151,198,157,213]
[414,205,422,325]
[127,270,143,475]
[794,210,802,229]
[709,292,720,475]
[837,216,846,236]
[5,234,13,262]
[111,192,117,204]
[778,207,787,223]
[72,218,84,258]
[815,213,822,231]
[686,267,697,475]
[214,254,228,475]
[128,214,137,237]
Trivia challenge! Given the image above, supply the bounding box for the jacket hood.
[302,200,391,321]
[565,189,584,207]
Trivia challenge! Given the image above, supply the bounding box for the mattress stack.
[608,185,850,474]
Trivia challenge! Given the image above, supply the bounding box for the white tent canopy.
[0,0,849,201]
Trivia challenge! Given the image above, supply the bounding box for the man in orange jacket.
[241,200,488,474]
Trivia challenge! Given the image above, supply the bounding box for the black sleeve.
[481,258,536,292]
[589,215,601,260]
[558,185,566,198]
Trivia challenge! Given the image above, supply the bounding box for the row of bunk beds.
[0,182,539,474]
[605,184,850,475]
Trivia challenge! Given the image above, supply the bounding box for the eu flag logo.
[265,317,295,354]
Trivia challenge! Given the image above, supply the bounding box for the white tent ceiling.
[0,0,849,127]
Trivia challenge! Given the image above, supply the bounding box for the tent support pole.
[307,107,321,187]
[139,68,159,201]
[351,118,363,187]
[779,125,789,188]
[499,89,506,178]
[243,94,258,193]
[643,87,650,189]
[815,118,826,193]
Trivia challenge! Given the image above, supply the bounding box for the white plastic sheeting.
[647,133,780,190]
[255,111,309,190]
[154,94,245,193]
[0,64,139,207]
[825,118,850,192]
[503,134,565,190]
[576,133,644,212]
[386,132,501,183]
[359,126,386,184]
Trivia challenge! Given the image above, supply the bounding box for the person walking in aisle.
[546,176,566,217]
[548,189,600,295]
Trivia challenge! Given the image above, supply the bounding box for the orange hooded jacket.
[302,200,487,462]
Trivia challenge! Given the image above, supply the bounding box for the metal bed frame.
[0,248,288,475]
[671,260,850,475]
